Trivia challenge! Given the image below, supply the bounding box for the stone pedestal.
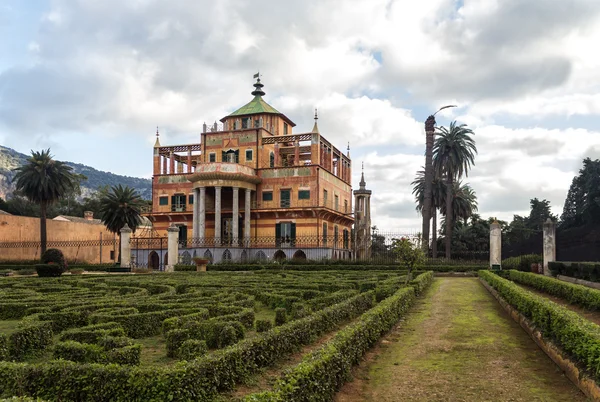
[120,224,132,268]
[166,224,179,272]
[214,186,222,246]
[543,218,556,276]
[489,221,502,269]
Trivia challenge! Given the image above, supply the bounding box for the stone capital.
[167,224,180,233]
[120,223,133,234]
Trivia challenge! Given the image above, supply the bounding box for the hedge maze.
[0,270,433,401]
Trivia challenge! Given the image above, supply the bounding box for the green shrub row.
[501,254,542,272]
[174,265,196,272]
[245,272,434,401]
[162,309,210,333]
[548,261,600,282]
[90,308,207,338]
[8,322,54,361]
[53,339,141,366]
[165,320,246,357]
[479,270,600,383]
[179,339,208,361]
[305,290,358,311]
[0,334,7,361]
[409,271,435,296]
[0,290,377,401]
[508,270,600,311]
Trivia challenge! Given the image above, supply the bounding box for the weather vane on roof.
[253,72,260,79]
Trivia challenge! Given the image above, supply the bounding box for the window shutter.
[222,151,226,162]
[171,195,176,205]
[290,223,296,239]
[275,223,281,238]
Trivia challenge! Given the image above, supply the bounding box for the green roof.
[227,95,282,117]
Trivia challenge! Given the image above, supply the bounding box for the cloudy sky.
[1,0,600,231]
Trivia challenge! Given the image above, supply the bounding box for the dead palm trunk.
[432,207,437,258]
[445,172,453,259]
[422,116,436,255]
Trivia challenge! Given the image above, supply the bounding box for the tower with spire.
[353,163,372,259]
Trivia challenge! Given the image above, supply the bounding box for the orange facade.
[145,79,354,257]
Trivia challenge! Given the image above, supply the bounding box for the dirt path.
[335,278,587,402]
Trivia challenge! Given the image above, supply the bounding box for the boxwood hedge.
[480,270,600,384]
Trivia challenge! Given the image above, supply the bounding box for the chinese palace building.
[141,77,371,265]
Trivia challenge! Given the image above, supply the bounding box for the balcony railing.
[253,198,351,214]
[171,205,187,212]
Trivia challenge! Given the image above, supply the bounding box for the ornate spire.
[359,162,366,189]
[312,108,320,133]
[154,126,161,147]
[251,73,265,97]
[347,142,350,157]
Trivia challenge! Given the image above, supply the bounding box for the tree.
[527,198,556,231]
[99,185,143,263]
[439,181,478,225]
[392,237,425,283]
[412,169,448,258]
[433,122,477,259]
[560,158,600,228]
[12,149,77,254]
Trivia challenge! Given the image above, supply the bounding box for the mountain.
[0,145,152,200]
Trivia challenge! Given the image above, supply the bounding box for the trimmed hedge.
[501,254,542,272]
[171,264,485,272]
[480,270,600,384]
[53,340,141,365]
[179,339,208,361]
[255,320,272,333]
[34,264,65,278]
[0,334,8,361]
[508,270,600,311]
[548,261,600,282]
[59,323,125,344]
[8,321,53,361]
[246,271,434,401]
[274,308,287,326]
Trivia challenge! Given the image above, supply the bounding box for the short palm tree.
[433,121,477,259]
[12,149,77,254]
[439,181,478,225]
[99,185,143,263]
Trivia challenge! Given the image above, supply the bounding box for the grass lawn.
[336,278,587,402]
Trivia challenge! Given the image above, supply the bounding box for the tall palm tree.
[12,149,77,254]
[412,169,445,258]
[99,185,143,263]
[433,121,477,259]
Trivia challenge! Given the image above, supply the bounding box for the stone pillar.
[198,187,206,242]
[214,186,222,246]
[232,187,239,246]
[244,188,251,246]
[294,140,300,166]
[166,224,180,272]
[543,218,556,276]
[120,224,132,268]
[489,221,502,269]
[192,188,199,239]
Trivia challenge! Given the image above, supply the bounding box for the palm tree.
[439,181,478,225]
[433,121,477,259]
[412,169,445,258]
[99,185,143,263]
[12,149,77,254]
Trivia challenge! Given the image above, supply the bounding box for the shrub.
[54,340,105,363]
[255,319,272,333]
[501,254,542,272]
[59,323,126,344]
[479,270,600,384]
[249,274,434,401]
[14,269,35,276]
[392,237,425,283]
[274,308,287,326]
[165,329,189,358]
[508,270,600,311]
[9,321,54,360]
[174,264,196,272]
[98,336,133,350]
[41,248,67,271]
[0,334,8,361]
[105,344,141,365]
[35,264,65,277]
[217,324,240,348]
[179,339,208,361]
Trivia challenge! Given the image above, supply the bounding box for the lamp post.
[421,105,457,256]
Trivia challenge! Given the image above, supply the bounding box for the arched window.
[241,250,248,262]
[223,249,232,261]
[181,251,192,265]
[293,250,307,261]
[274,250,286,261]
[269,152,275,168]
[203,249,213,263]
[256,251,267,261]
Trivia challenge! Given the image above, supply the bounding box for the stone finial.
[154,127,161,147]
[167,224,180,233]
[120,223,132,233]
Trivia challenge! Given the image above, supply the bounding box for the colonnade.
[191,186,252,245]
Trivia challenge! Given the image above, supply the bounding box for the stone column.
[198,187,206,243]
[489,220,502,269]
[120,224,132,268]
[192,188,199,240]
[543,218,556,276]
[232,187,239,246]
[214,186,222,246]
[244,188,251,246]
[166,224,180,272]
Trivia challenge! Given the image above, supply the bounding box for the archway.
[149,251,159,270]
[223,249,232,261]
[293,250,307,261]
[181,251,192,265]
[203,249,213,263]
[241,250,248,262]
[163,252,168,270]
[256,251,267,261]
[274,250,286,261]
